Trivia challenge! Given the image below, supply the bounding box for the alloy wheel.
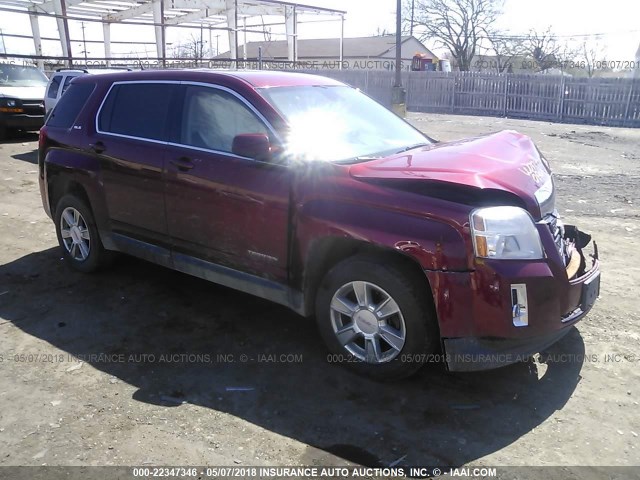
[329,281,406,363]
[60,206,91,261]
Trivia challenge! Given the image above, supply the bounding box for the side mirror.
[231,133,272,162]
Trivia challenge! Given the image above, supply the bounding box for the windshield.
[259,85,429,163]
[0,64,48,87]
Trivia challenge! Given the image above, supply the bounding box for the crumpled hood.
[349,130,552,217]
[0,85,46,101]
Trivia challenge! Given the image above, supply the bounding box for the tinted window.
[62,75,75,94]
[47,83,95,128]
[98,83,174,141]
[180,86,268,152]
[47,75,62,99]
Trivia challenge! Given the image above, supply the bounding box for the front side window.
[180,86,269,153]
[98,82,175,141]
[47,76,62,99]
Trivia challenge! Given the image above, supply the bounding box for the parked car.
[0,63,48,140]
[38,70,600,380]
[44,68,132,115]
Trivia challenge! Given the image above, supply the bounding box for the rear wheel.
[54,194,113,273]
[315,254,439,380]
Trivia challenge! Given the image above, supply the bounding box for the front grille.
[21,100,45,116]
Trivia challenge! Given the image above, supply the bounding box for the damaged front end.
[441,211,601,372]
[540,213,601,323]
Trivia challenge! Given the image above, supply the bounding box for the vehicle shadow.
[0,248,586,468]
[10,149,38,164]
[1,131,39,146]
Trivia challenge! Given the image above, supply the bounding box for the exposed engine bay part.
[563,225,597,280]
[542,212,567,263]
[565,248,581,279]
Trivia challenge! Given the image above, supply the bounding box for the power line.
[412,25,640,40]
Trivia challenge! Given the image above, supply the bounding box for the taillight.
[38,127,49,176]
[38,127,47,149]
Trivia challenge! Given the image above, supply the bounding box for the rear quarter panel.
[41,80,113,238]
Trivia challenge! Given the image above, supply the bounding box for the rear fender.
[44,148,113,248]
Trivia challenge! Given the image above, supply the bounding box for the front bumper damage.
[427,222,600,372]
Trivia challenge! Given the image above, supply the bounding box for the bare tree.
[522,27,561,72]
[373,26,390,36]
[485,35,524,73]
[172,33,207,62]
[579,37,605,78]
[408,0,503,71]
[260,16,272,43]
[555,40,580,74]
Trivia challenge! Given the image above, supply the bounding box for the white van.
[0,63,48,140]
[45,68,132,115]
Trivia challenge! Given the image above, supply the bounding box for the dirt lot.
[0,113,639,474]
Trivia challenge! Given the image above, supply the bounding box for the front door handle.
[170,157,195,172]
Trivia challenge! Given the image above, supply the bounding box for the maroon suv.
[38,70,600,380]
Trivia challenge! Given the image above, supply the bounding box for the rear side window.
[62,75,75,94]
[98,83,174,141]
[46,82,95,128]
[47,75,62,99]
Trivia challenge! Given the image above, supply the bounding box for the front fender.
[295,198,471,273]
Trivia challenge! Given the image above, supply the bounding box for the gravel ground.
[0,113,638,475]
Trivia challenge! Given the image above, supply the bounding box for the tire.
[54,194,113,273]
[0,124,7,142]
[315,253,439,381]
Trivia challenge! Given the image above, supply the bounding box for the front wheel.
[315,254,439,380]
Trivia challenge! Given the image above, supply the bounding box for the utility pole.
[200,22,204,64]
[391,0,406,116]
[208,25,212,57]
[410,0,414,36]
[81,21,88,64]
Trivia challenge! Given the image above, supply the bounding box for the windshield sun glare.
[259,85,429,163]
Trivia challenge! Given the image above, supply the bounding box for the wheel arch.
[300,237,438,324]
[49,175,92,217]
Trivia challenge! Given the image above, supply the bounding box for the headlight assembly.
[0,98,19,107]
[0,98,23,113]
[471,206,544,260]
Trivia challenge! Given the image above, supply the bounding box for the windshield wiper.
[334,155,382,165]
[394,142,430,154]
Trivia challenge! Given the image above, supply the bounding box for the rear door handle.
[170,157,195,172]
[89,141,105,154]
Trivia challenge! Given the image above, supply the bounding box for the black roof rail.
[55,67,133,72]
[55,68,89,73]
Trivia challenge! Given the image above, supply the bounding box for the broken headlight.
[471,206,544,260]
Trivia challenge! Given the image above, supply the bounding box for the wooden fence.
[299,70,640,128]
